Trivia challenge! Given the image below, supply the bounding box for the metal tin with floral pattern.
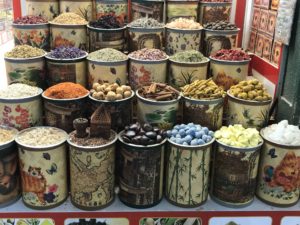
[166,0,199,22]
[96,0,128,25]
[130,0,164,22]
[60,0,93,21]
[198,2,232,24]
[25,0,59,21]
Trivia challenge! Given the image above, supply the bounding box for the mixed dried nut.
[138,83,180,101]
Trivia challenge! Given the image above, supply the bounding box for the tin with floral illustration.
[211,140,263,207]
[199,2,232,24]
[50,23,88,51]
[12,23,50,51]
[87,58,128,89]
[166,138,214,207]
[60,0,93,21]
[0,89,43,131]
[45,52,88,87]
[96,0,128,25]
[256,130,300,207]
[130,0,164,22]
[15,127,68,209]
[26,0,59,20]
[165,27,203,55]
[166,0,199,22]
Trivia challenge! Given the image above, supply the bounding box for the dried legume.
[51,13,87,25]
[204,21,237,30]
[5,45,45,58]
[229,79,272,101]
[0,127,17,144]
[47,46,86,59]
[91,82,132,101]
[0,83,41,99]
[44,82,89,99]
[14,15,48,24]
[89,14,121,28]
[211,49,250,60]
[128,18,164,28]
[169,50,207,62]
[129,48,167,60]
[138,83,180,101]
[166,18,203,29]
[121,122,167,145]
[87,48,128,61]
[181,79,226,99]
[16,127,67,147]
[215,125,262,148]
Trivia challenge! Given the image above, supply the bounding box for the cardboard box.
[248,30,257,52]
[271,41,282,65]
[252,7,261,29]
[254,0,261,7]
[259,9,269,32]
[255,33,265,57]
[267,10,277,36]
[262,35,273,61]
[260,0,270,9]
[271,0,280,10]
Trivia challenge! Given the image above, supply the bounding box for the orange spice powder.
[44,82,89,99]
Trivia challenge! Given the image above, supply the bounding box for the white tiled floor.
[0,40,14,89]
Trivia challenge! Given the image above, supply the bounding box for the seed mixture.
[211,49,250,61]
[16,127,67,147]
[0,83,41,99]
[89,14,121,28]
[47,46,86,59]
[169,50,207,62]
[128,48,167,60]
[128,18,164,28]
[87,48,128,61]
[44,82,89,99]
[0,127,17,144]
[51,13,87,25]
[166,18,203,29]
[204,21,237,30]
[14,15,48,24]
[138,83,180,101]
[5,45,45,58]
[91,83,132,101]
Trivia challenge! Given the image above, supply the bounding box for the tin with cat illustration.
[256,129,300,207]
[15,127,68,209]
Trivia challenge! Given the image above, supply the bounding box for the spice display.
[51,13,87,25]
[128,18,164,28]
[181,79,226,99]
[5,45,45,58]
[229,79,272,101]
[89,14,121,29]
[211,49,250,61]
[16,127,67,147]
[166,18,203,29]
[204,20,237,30]
[200,0,231,2]
[0,83,41,99]
[169,50,207,63]
[87,48,127,61]
[13,15,48,24]
[167,123,214,146]
[262,120,300,145]
[90,83,132,101]
[121,122,167,145]
[138,83,180,101]
[0,127,17,144]
[214,125,262,148]
[129,48,167,60]
[47,46,86,59]
[44,82,89,99]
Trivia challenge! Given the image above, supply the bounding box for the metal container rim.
[209,56,251,64]
[87,24,127,31]
[0,87,43,102]
[215,138,264,152]
[89,90,135,103]
[45,51,88,62]
[182,95,224,104]
[168,57,210,65]
[42,91,89,101]
[0,125,18,149]
[227,91,272,105]
[136,90,181,104]
[167,137,215,149]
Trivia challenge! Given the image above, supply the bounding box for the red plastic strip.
[12,0,22,19]
[235,0,246,47]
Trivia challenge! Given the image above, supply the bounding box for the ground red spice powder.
[44,82,89,99]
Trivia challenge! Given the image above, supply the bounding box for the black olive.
[143,123,153,132]
[125,130,136,138]
[145,131,157,139]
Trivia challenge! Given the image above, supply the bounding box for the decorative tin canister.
[256,130,300,207]
[12,23,50,51]
[211,140,263,207]
[227,92,271,130]
[118,132,166,208]
[87,25,126,52]
[16,127,68,209]
[182,96,224,131]
[60,0,93,21]
[26,0,59,20]
[96,0,128,25]
[131,0,164,22]
[0,126,20,208]
[128,26,164,52]
[0,89,43,131]
[45,52,88,87]
[42,92,89,133]
[168,58,209,89]
[166,0,199,22]
[68,130,117,210]
[136,91,180,130]
[5,54,47,89]
[88,91,134,132]
[198,2,232,24]
[203,28,239,57]
[165,138,214,207]
[210,58,250,91]
[129,56,168,90]
[165,27,203,55]
[50,23,88,51]
[87,58,128,88]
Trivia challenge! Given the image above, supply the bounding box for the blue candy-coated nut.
[197,139,205,145]
[170,136,176,142]
[176,134,181,138]
[182,142,189,146]
[184,134,193,142]
[208,131,214,136]
[202,135,208,141]
[202,127,209,134]
[188,123,194,126]
[166,130,172,137]
[174,125,180,130]
[179,124,186,129]
[190,139,198,146]
[176,138,184,144]
[171,129,178,135]
[206,136,212,143]
[187,129,195,137]
[179,129,186,137]
[196,125,202,131]
[184,126,190,130]
[195,131,202,139]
